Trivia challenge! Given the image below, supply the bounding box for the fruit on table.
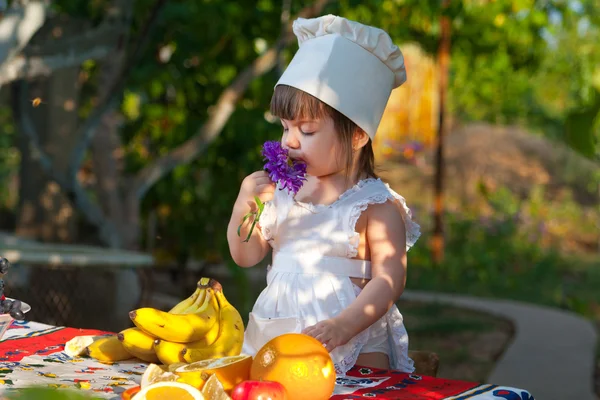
[0,298,24,321]
[201,374,231,400]
[131,381,204,400]
[174,355,252,392]
[250,333,335,400]
[65,335,101,357]
[87,335,134,362]
[231,380,287,400]
[140,363,181,388]
[182,290,244,363]
[0,257,25,321]
[118,327,160,363]
[121,385,141,400]
[119,278,218,364]
[169,277,218,315]
[169,284,205,314]
[130,282,220,343]
[153,339,188,366]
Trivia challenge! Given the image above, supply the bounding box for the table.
[0,321,534,400]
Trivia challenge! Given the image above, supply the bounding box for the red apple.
[231,380,287,400]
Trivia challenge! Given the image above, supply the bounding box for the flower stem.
[238,196,265,242]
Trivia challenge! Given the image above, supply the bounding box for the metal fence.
[4,265,154,332]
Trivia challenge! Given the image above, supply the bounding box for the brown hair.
[270,85,377,184]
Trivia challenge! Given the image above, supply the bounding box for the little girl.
[227,15,420,375]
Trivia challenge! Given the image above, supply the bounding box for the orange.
[174,354,252,392]
[121,386,140,400]
[250,333,336,400]
[132,381,204,399]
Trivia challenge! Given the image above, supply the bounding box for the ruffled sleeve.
[387,185,421,251]
[346,179,420,257]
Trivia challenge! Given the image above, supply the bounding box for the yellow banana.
[153,339,188,366]
[185,291,221,348]
[170,277,214,314]
[181,285,207,314]
[87,335,133,362]
[182,289,244,363]
[117,327,160,363]
[169,287,202,314]
[130,287,219,343]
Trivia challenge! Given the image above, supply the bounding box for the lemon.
[132,381,204,400]
[140,363,181,388]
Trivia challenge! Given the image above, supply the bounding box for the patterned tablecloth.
[0,321,534,400]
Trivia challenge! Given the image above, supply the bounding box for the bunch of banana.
[181,287,245,363]
[130,280,220,343]
[151,290,221,365]
[121,277,245,366]
[85,277,222,363]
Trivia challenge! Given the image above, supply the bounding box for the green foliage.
[0,107,18,208]
[407,183,600,317]
[116,0,586,266]
[6,387,101,400]
[0,0,598,286]
[565,90,600,158]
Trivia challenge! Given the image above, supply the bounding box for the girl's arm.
[303,200,407,350]
[335,200,407,336]
[227,171,274,267]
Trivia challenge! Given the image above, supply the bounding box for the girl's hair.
[270,85,378,184]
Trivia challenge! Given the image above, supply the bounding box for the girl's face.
[280,116,343,178]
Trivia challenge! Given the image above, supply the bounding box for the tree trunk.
[16,66,80,243]
[432,0,451,264]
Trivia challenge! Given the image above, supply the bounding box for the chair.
[408,350,440,377]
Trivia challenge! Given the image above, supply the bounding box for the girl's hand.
[235,171,276,212]
[302,318,354,352]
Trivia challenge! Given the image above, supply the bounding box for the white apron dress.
[242,178,421,375]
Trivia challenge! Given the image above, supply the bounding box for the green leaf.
[254,196,264,213]
[122,91,141,120]
[243,215,259,243]
[237,211,255,237]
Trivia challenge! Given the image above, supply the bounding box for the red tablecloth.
[0,321,534,399]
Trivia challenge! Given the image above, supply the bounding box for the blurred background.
[0,0,598,389]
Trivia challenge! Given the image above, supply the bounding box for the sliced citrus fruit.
[200,374,231,400]
[132,381,204,400]
[121,385,141,400]
[174,354,252,392]
[141,363,181,388]
[168,362,188,373]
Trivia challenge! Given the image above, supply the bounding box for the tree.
[12,0,332,250]
[5,0,598,259]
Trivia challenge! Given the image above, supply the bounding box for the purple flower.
[262,141,307,195]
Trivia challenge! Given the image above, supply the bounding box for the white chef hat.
[276,14,406,140]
